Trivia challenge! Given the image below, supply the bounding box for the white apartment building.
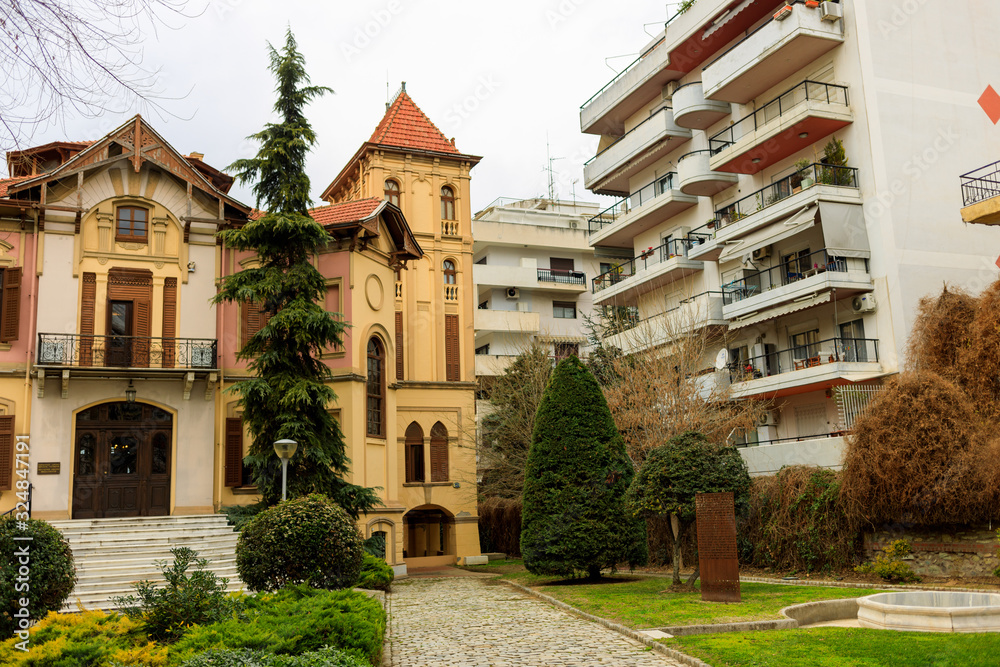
[472,197,617,376]
[580,0,1000,474]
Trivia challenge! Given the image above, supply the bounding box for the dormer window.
[116,206,148,243]
[384,179,400,207]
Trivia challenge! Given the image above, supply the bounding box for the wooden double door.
[72,402,172,518]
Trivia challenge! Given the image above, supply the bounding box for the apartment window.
[475,344,490,355]
[441,186,456,220]
[384,179,400,207]
[839,319,867,362]
[475,256,487,265]
[790,329,821,361]
[405,422,424,483]
[553,301,576,319]
[0,267,22,343]
[550,257,574,272]
[116,206,148,243]
[366,337,386,437]
[443,260,456,285]
[554,343,579,359]
[781,248,811,284]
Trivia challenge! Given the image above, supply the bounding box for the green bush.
[856,539,920,583]
[0,517,76,638]
[168,585,385,666]
[222,502,267,530]
[521,356,646,579]
[363,532,385,558]
[355,554,393,592]
[112,547,240,641]
[176,646,368,667]
[237,494,364,592]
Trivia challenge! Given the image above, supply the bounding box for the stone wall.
[865,525,999,578]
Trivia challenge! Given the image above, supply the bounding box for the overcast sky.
[5,0,686,213]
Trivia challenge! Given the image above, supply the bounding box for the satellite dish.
[714,348,729,370]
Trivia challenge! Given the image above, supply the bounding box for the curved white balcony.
[677,149,738,197]
[672,82,731,130]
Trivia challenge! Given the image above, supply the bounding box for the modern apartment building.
[580,0,1000,474]
[471,197,610,376]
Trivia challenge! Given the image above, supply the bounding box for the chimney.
[189,152,204,161]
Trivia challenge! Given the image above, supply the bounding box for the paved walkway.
[384,577,687,667]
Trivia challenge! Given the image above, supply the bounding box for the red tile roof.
[308,198,384,225]
[368,90,458,154]
[0,176,31,198]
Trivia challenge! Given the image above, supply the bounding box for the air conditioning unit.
[39,341,65,364]
[820,1,844,22]
[758,410,780,427]
[752,245,771,261]
[505,287,520,300]
[569,221,578,229]
[851,294,877,313]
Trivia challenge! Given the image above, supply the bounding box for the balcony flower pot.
[774,5,793,20]
[805,0,820,7]
[801,175,815,188]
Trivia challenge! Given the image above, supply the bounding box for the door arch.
[72,401,173,518]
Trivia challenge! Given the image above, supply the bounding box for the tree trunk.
[587,564,602,580]
[685,562,700,587]
[671,522,684,585]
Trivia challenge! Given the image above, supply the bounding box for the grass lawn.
[665,628,1000,666]
[462,560,878,629]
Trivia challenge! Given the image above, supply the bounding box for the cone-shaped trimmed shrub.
[520,356,646,578]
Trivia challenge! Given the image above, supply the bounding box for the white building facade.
[581,0,1000,474]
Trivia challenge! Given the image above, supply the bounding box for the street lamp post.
[273,439,298,502]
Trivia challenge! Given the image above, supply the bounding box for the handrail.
[592,237,699,293]
[584,106,672,166]
[708,80,850,153]
[587,172,678,233]
[714,163,858,225]
[37,333,219,369]
[580,38,666,111]
[960,159,1000,207]
[1,483,30,519]
[537,268,586,285]
[729,336,879,381]
[721,248,868,306]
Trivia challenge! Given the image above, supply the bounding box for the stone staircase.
[49,514,243,612]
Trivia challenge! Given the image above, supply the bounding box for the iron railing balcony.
[592,237,701,294]
[728,337,879,383]
[721,248,868,306]
[960,160,1000,227]
[37,334,219,370]
[715,163,858,227]
[588,173,679,234]
[537,268,586,285]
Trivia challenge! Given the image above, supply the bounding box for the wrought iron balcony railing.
[537,268,586,285]
[715,163,858,227]
[729,337,879,383]
[960,159,1000,206]
[721,249,869,306]
[588,173,678,234]
[37,334,218,370]
[592,238,699,293]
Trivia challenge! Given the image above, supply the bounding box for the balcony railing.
[537,268,586,285]
[715,163,858,227]
[580,40,664,112]
[592,238,696,293]
[729,337,879,383]
[722,249,868,305]
[588,173,678,233]
[37,334,218,369]
[960,159,1000,206]
[708,81,850,154]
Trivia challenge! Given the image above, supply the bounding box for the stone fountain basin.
[858,592,1000,632]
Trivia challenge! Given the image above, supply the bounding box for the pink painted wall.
[0,231,38,366]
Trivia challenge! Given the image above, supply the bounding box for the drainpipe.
[214,237,225,513]
[22,211,40,439]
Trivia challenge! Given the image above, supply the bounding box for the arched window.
[430,422,449,482]
[405,422,424,483]
[384,179,400,207]
[116,206,148,242]
[440,186,455,220]
[366,337,385,437]
[443,260,456,285]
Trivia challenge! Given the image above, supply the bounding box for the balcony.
[708,81,853,174]
[588,173,698,249]
[703,4,845,104]
[728,337,881,400]
[475,354,516,377]
[591,239,704,307]
[672,81,732,130]
[687,165,861,262]
[475,263,585,293]
[583,106,692,196]
[721,249,872,321]
[960,160,1000,225]
[739,434,847,475]
[603,291,726,354]
[474,309,540,334]
[677,149,739,196]
[36,334,218,371]
[536,268,587,293]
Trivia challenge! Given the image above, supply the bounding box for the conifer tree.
[520,356,646,578]
[215,30,379,515]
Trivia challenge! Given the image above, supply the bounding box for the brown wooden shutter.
[162,278,177,368]
[242,301,269,346]
[550,257,574,272]
[224,417,243,487]
[134,299,151,367]
[81,273,96,366]
[430,422,449,482]
[395,311,404,381]
[445,314,460,381]
[0,268,21,343]
[0,415,14,491]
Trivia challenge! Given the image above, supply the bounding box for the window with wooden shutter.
[404,422,424,483]
[162,278,177,368]
[107,268,153,368]
[224,417,244,488]
[241,301,271,347]
[430,422,449,482]
[395,311,404,381]
[0,267,21,343]
[445,314,460,381]
[0,415,14,491]
[81,273,96,366]
[366,338,386,437]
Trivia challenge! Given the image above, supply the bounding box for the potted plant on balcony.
[794,158,814,191]
[819,137,850,185]
[639,246,654,260]
[706,218,717,230]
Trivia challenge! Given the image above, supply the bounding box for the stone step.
[63,580,246,612]
[60,527,238,545]
[75,553,237,572]
[50,515,231,531]
[75,561,238,585]
[66,534,239,554]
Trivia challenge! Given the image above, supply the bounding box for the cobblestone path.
[384,577,687,667]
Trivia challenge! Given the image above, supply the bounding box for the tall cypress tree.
[521,356,646,578]
[216,30,379,515]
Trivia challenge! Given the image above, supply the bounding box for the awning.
[718,205,818,263]
[819,201,870,258]
[703,0,762,39]
[536,335,588,344]
[728,291,832,330]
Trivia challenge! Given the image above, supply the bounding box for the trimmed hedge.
[355,554,393,592]
[237,494,364,592]
[0,517,76,638]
